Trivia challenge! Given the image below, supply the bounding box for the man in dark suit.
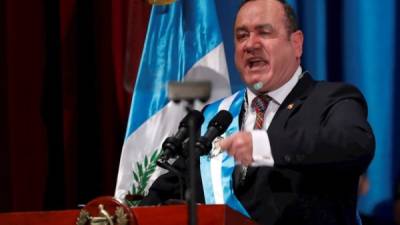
[141,0,375,225]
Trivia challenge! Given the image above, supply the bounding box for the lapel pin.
[287,103,294,110]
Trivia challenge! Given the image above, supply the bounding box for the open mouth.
[246,57,268,70]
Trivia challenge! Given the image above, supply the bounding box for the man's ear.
[291,30,304,59]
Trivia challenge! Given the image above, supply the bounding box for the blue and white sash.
[199,89,250,217]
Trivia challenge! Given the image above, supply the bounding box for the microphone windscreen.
[208,110,233,134]
[179,110,204,129]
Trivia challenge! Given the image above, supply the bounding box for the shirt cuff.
[251,130,274,167]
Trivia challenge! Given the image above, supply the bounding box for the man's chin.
[248,86,268,94]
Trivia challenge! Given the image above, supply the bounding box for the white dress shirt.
[244,66,303,166]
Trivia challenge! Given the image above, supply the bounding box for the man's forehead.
[237,0,284,14]
[235,0,285,25]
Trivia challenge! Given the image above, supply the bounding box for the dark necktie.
[236,95,270,187]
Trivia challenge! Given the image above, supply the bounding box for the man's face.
[234,0,303,93]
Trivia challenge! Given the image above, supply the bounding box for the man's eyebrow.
[235,26,248,33]
[255,24,273,30]
[235,24,274,33]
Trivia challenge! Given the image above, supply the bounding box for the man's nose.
[244,33,261,53]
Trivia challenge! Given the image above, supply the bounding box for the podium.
[0,204,259,225]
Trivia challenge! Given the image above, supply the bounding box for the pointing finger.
[219,135,233,150]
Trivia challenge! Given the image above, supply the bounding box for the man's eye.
[236,33,248,41]
[260,31,272,36]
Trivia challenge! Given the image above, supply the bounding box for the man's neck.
[247,66,303,105]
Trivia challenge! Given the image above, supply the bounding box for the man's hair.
[238,0,299,35]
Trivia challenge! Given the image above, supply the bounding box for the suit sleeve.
[268,84,375,174]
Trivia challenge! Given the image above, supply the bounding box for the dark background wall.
[0,0,150,211]
[1,1,399,223]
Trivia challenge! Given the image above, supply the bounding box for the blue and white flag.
[115,0,231,203]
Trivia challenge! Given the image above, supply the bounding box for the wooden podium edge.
[223,205,260,225]
[0,204,259,225]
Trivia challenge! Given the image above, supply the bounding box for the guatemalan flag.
[115,0,232,205]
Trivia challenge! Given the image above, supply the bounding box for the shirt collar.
[247,66,303,105]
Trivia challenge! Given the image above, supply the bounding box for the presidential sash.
[199,89,250,217]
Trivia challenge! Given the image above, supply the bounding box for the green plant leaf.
[147,167,156,175]
[144,156,149,168]
[137,163,143,177]
[133,171,139,183]
[150,149,160,162]
[130,149,163,199]
[126,199,140,207]
[131,184,137,194]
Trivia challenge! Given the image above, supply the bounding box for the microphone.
[159,110,204,161]
[253,81,264,91]
[195,110,233,155]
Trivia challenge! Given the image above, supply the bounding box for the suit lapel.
[235,72,316,189]
[268,72,316,132]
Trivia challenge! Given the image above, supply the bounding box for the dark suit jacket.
[140,73,375,225]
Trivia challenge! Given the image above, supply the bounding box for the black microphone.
[195,110,233,155]
[159,110,204,161]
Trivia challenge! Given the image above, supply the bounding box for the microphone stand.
[167,81,210,225]
[186,104,198,225]
[155,104,199,225]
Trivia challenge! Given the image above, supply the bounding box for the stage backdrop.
[1,0,399,223]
